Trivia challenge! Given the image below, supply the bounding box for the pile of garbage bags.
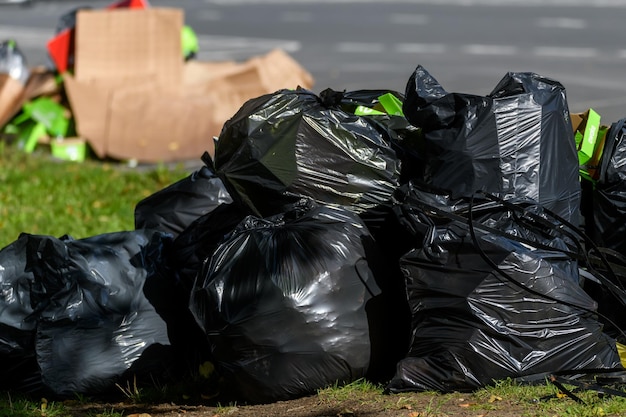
[2,65,626,404]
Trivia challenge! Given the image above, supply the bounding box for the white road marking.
[197,35,301,52]
[388,14,430,25]
[535,17,587,29]
[463,44,518,55]
[395,43,447,54]
[533,46,597,58]
[336,42,386,53]
[196,10,223,21]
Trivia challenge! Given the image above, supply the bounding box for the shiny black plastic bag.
[0,235,41,393]
[326,89,424,185]
[587,119,626,256]
[190,202,383,403]
[402,66,580,224]
[213,87,401,217]
[0,230,176,396]
[165,202,251,288]
[134,155,233,238]
[386,184,622,393]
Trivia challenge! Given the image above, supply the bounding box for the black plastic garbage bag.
[580,119,626,336]
[324,89,424,185]
[213,87,401,217]
[0,235,42,393]
[585,119,626,256]
[402,66,580,224]
[146,202,253,372]
[166,202,251,288]
[4,230,176,396]
[134,154,233,238]
[190,202,384,403]
[386,184,622,393]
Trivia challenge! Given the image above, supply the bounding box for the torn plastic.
[385,183,622,393]
[402,66,580,225]
[0,39,29,84]
[0,230,179,396]
[213,87,401,217]
[190,202,383,403]
[134,154,234,238]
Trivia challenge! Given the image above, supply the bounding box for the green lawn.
[0,144,190,250]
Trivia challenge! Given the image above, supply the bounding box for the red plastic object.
[106,0,150,9]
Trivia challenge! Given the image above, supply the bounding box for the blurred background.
[2,0,626,123]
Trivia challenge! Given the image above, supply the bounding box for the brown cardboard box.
[63,8,204,162]
[63,7,314,163]
[0,67,58,129]
[183,49,315,132]
[0,75,24,129]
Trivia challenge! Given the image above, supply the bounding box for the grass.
[3,144,626,416]
[0,144,191,415]
[0,394,71,417]
[4,378,626,417]
[316,378,626,417]
[0,143,190,249]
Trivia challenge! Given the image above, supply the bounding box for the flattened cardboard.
[63,76,114,158]
[196,63,269,129]
[107,82,215,161]
[47,0,150,74]
[182,60,239,85]
[0,68,59,129]
[249,48,314,93]
[24,67,59,99]
[63,8,315,162]
[75,8,183,85]
[0,75,24,128]
[182,49,314,132]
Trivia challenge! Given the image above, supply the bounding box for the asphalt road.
[2,0,626,122]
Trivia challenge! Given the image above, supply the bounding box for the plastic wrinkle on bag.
[385,184,622,394]
[213,87,401,218]
[0,235,41,393]
[190,202,383,403]
[401,65,581,225]
[0,230,176,396]
[165,202,252,287]
[134,155,234,238]
[584,119,626,256]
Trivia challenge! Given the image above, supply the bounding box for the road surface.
[1,0,626,122]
